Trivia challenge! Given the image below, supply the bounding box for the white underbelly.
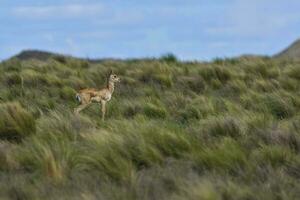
[91,96,102,102]
[104,94,111,101]
[91,94,111,102]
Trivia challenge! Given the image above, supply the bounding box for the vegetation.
[0,53,300,199]
[275,39,300,61]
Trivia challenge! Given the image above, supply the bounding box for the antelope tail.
[75,93,81,103]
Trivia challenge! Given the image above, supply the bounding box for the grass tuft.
[0,102,36,142]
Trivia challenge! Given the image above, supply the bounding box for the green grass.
[0,102,36,142]
[0,55,300,199]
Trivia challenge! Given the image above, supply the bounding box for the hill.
[275,39,300,60]
[12,49,123,63]
[0,53,300,199]
[14,50,64,61]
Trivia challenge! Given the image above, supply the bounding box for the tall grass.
[0,55,300,199]
[0,102,36,142]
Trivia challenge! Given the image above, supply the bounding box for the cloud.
[11,4,104,19]
[205,0,300,38]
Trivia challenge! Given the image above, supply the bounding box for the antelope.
[74,70,121,121]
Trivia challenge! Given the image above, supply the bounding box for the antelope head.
[108,70,121,83]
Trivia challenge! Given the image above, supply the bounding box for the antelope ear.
[108,69,113,76]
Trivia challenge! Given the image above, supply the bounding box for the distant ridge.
[275,39,300,60]
[14,50,64,61]
[10,49,125,63]
[10,44,300,63]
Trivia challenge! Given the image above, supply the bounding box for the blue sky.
[1,0,300,61]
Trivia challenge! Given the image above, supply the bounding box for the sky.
[1,0,300,61]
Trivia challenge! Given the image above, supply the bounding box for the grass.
[0,102,36,142]
[0,55,300,199]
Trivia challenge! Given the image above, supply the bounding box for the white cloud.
[12,4,104,18]
[205,0,300,38]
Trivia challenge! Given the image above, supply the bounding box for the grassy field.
[0,54,300,200]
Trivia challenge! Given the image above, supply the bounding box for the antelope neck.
[107,81,115,93]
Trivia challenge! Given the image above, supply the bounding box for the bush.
[0,103,36,142]
[160,53,178,63]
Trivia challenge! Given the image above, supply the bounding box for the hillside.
[12,49,122,63]
[0,53,300,199]
[14,50,64,61]
[275,39,300,60]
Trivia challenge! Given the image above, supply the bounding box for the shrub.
[160,53,178,63]
[0,103,36,142]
